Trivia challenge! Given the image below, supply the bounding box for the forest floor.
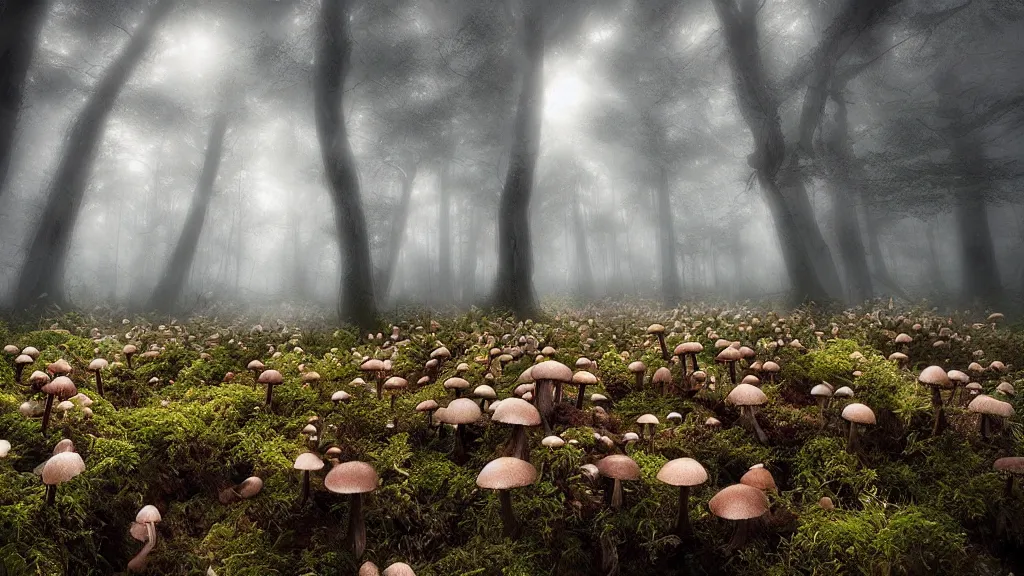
[1,300,1023,575]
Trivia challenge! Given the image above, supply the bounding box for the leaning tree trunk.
[13,0,175,310]
[314,0,378,329]
[0,0,48,200]
[379,158,417,299]
[148,109,229,312]
[570,171,596,300]
[493,6,543,319]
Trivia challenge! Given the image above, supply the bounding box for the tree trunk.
[438,147,453,300]
[570,170,596,299]
[461,200,482,304]
[954,185,1001,305]
[655,163,681,306]
[379,158,417,299]
[148,109,229,312]
[924,223,947,295]
[314,0,378,329]
[493,6,543,318]
[13,0,175,310]
[0,0,48,199]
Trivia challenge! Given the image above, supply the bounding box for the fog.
[1,0,1022,328]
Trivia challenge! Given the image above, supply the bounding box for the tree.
[493,2,543,318]
[148,107,230,312]
[314,0,378,329]
[0,0,49,199]
[12,0,175,310]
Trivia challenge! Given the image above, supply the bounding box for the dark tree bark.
[570,167,596,300]
[13,0,175,310]
[314,0,378,329]
[0,0,48,199]
[379,157,417,299]
[493,5,543,318]
[148,110,229,312]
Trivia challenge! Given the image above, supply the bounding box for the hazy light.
[544,68,588,122]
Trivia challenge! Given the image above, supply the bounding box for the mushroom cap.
[324,461,378,494]
[430,346,451,359]
[762,361,780,372]
[622,432,639,442]
[740,465,777,492]
[3,344,19,355]
[473,385,497,400]
[996,381,1015,396]
[647,324,666,334]
[122,344,137,355]
[946,370,969,384]
[443,398,482,424]
[628,361,646,373]
[894,333,913,344]
[88,358,108,371]
[52,439,75,454]
[129,522,149,542]
[541,435,565,448]
[531,360,573,383]
[708,484,769,520]
[258,369,283,385]
[705,417,721,427]
[56,400,75,412]
[968,395,1015,418]
[652,367,672,383]
[443,377,470,391]
[819,496,835,510]
[0,440,10,458]
[29,371,50,387]
[741,374,761,385]
[301,371,322,383]
[677,341,703,354]
[841,403,876,425]
[575,357,592,369]
[994,457,1024,474]
[918,365,952,388]
[237,476,264,499]
[967,362,985,373]
[656,458,708,487]
[726,383,767,406]
[714,338,732,349]
[415,399,439,412]
[383,376,408,390]
[572,371,597,385]
[590,393,608,402]
[476,457,538,490]
[136,505,162,524]
[360,358,384,371]
[41,451,85,485]
[359,562,381,576]
[810,384,833,397]
[42,376,77,399]
[247,360,265,370]
[382,562,416,576]
[888,352,908,362]
[833,386,854,398]
[516,367,534,384]
[491,397,541,426]
[294,452,325,471]
[331,390,351,402]
[667,411,683,421]
[636,413,659,425]
[596,455,640,481]
[965,382,983,392]
[716,347,742,362]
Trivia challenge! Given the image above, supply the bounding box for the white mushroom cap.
[656,457,708,487]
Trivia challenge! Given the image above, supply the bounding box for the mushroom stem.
[497,489,520,539]
[506,425,531,461]
[817,397,828,428]
[453,424,467,464]
[930,387,947,436]
[45,484,56,506]
[690,353,700,373]
[390,394,397,411]
[94,371,104,397]
[1005,474,1015,499]
[375,374,384,400]
[535,380,554,436]
[347,493,367,559]
[41,393,55,435]
[126,354,133,369]
[265,383,274,407]
[656,334,669,361]
[633,371,644,392]
[675,485,692,539]
[846,422,859,453]
[426,411,434,429]
[127,528,156,572]
[300,470,310,505]
[610,478,624,509]
[728,361,737,385]
[575,384,588,409]
[15,363,26,384]
[738,406,768,444]
[724,518,755,553]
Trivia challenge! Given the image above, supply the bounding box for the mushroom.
[332,390,352,404]
[810,383,833,427]
[841,403,875,453]
[247,359,265,387]
[761,361,780,383]
[14,354,33,384]
[572,371,597,409]
[946,369,969,404]
[476,456,538,539]
[596,454,640,509]
[40,376,77,435]
[740,463,777,493]
[726,384,768,444]
[473,384,497,411]
[123,344,138,368]
[628,361,646,391]
[492,398,540,461]
[294,452,325,505]
[968,395,1014,440]
[656,457,708,539]
[360,359,386,399]
[87,358,108,397]
[675,342,704,373]
[41,451,85,506]
[647,324,669,360]
[918,365,952,436]
[0,439,10,458]
[652,366,673,396]
[324,461,378,560]
[530,360,572,435]
[442,398,482,464]
[382,562,416,576]
[415,399,440,428]
[255,369,284,407]
[994,456,1024,498]
[636,413,659,450]
[716,347,742,385]
[127,505,162,572]
[708,484,769,553]
[359,562,381,576]
[442,377,470,399]
[383,376,408,410]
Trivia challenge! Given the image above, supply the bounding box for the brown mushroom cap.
[918,365,952,389]
[740,464,777,492]
[894,333,912,344]
[382,563,416,576]
[324,461,378,494]
[42,376,77,399]
[294,452,325,471]
[994,457,1024,474]
[761,361,780,373]
[41,451,86,485]
[360,359,384,372]
[258,369,284,385]
[515,367,534,384]
[596,455,640,481]
[741,374,761,385]
[647,324,666,335]
[716,347,742,362]
[237,476,264,499]
[841,403,877,425]
[52,439,75,454]
[15,354,33,366]
[359,562,381,576]
[708,484,769,520]
[810,384,833,397]
[476,456,538,490]
[46,359,71,376]
[968,395,1015,418]
[656,458,708,487]
[301,371,322,384]
[474,385,497,400]
[531,360,573,382]
[415,399,439,412]
[492,397,541,426]
[652,367,672,384]
[726,383,767,406]
[430,346,451,360]
[572,371,598,385]
[628,361,646,373]
[443,377,470,392]
[996,381,1015,396]
[443,398,482,424]
[122,344,138,355]
[88,358,108,371]
[247,360,265,371]
[947,370,969,384]
[383,376,408,391]
[676,342,703,355]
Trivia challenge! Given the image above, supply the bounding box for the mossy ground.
[1,302,1023,575]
